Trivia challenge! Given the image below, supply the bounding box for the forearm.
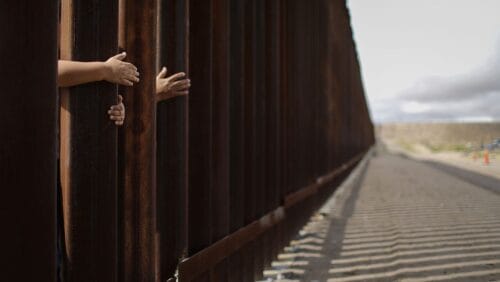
[58,60,109,87]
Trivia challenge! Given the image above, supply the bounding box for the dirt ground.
[260,145,500,282]
[383,139,500,181]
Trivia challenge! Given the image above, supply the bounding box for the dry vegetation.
[377,122,500,153]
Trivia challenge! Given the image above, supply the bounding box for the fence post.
[227,0,246,279]
[187,0,213,260]
[119,0,158,280]
[210,0,230,279]
[0,1,58,281]
[59,0,119,280]
[157,0,190,280]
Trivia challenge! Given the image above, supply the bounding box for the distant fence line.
[0,0,374,281]
[378,123,500,148]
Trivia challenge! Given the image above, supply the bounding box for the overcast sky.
[347,0,500,124]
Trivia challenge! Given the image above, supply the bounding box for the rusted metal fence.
[1,0,373,281]
[59,0,119,280]
[0,1,58,281]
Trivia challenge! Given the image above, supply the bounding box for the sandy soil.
[384,139,500,181]
[260,145,500,282]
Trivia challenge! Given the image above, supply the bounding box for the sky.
[346,0,500,124]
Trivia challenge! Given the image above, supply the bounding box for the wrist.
[100,62,111,81]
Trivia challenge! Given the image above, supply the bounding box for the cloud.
[402,57,500,103]
[372,46,500,123]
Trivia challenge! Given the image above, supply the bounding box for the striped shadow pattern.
[259,150,500,281]
[326,154,500,282]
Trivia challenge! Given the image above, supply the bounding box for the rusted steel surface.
[179,207,286,281]
[278,0,289,221]
[211,0,230,279]
[284,183,319,209]
[211,0,230,246]
[242,2,257,280]
[157,0,189,280]
[188,0,213,258]
[178,149,365,281]
[0,1,58,281]
[265,0,281,217]
[284,152,365,209]
[243,0,257,228]
[263,0,280,268]
[4,0,374,281]
[59,0,119,280]
[253,0,266,278]
[227,0,246,279]
[228,0,245,237]
[180,0,373,280]
[119,0,158,280]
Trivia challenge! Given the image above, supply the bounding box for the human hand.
[108,95,125,126]
[156,67,190,101]
[104,52,140,86]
